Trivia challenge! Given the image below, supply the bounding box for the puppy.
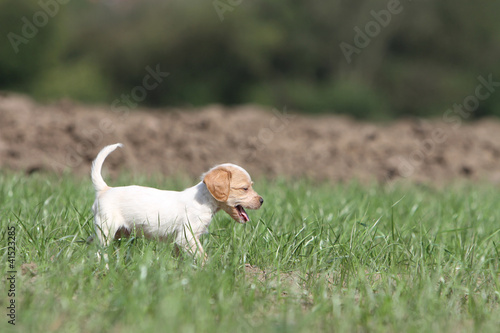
[91,143,263,263]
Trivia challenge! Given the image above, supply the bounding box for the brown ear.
[203,167,231,202]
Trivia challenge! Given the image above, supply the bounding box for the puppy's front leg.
[177,231,208,265]
[188,237,208,266]
[96,250,110,271]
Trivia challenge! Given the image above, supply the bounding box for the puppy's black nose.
[259,197,264,205]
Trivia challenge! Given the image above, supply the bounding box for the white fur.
[91,143,122,192]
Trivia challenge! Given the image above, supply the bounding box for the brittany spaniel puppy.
[91,143,263,263]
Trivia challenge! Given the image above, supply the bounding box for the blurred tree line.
[1,0,500,119]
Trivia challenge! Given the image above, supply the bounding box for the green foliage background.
[1,0,500,119]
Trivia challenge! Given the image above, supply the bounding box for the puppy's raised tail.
[91,143,123,192]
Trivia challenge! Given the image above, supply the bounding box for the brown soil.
[2,92,500,184]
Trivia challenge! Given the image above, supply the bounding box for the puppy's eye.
[242,187,249,191]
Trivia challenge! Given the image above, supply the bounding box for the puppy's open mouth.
[236,205,249,223]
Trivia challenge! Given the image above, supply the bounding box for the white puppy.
[91,143,263,263]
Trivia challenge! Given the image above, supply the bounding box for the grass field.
[1,171,499,332]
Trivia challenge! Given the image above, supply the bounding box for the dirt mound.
[1,92,500,184]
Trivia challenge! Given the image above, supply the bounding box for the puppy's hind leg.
[94,213,121,247]
[93,214,120,270]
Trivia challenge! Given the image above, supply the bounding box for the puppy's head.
[203,164,263,223]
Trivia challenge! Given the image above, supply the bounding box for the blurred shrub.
[0,1,61,90]
[328,81,390,120]
[30,58,111,103]
[0,0,499,119]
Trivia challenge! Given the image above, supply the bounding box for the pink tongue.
[242,210,249,222]
[238,206,249,222]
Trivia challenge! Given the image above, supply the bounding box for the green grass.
[1,171,499,332]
